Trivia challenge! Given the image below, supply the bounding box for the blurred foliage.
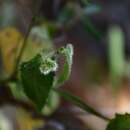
[108,26,125,87]
[42,91,60,116]
[108,25,130,89]
[57,2,102,40]
[58,2,77,25]
[106,114,130,130]
[0,107,45,130]
[1,0,130,130]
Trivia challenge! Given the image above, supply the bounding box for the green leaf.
[20,54,55,111]
[54,44,73,87]
[55,88,109,121]
[106,114,130,130]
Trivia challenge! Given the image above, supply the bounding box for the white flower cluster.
[39,58,58,75]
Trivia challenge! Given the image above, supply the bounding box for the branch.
[12,0,43,78]
[54,88,110,121]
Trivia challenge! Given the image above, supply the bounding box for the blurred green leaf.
[106,114,130,130]
[9,82,28,100]
[108,26,125,86]
[58,4,76,25]
[81,16,102,41]
[42,91,60,115]
[21,54,55,111]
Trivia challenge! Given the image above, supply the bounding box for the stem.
[14,18,34,74]
[54,88,110,121]
[12,0,43,77]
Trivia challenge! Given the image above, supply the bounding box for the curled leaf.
[54,44,74,87]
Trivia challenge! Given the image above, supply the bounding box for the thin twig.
[12,0,43,78]
[54,88,111,121]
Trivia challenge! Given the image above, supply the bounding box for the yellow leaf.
[16,108,45,130]
[0,27,22,75]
